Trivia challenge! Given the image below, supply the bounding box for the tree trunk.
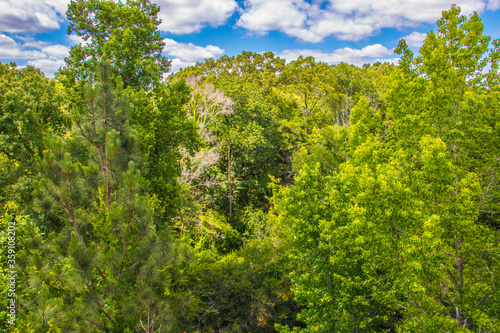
[456,237,464,328]
[228,142,232,222]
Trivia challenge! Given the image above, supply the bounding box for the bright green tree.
[273,6,500,332]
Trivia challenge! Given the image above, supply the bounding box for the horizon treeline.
[1,1,500,332]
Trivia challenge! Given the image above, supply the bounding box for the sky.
[1,0,500,77]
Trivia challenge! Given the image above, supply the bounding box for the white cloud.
[487,0,500,10]
[0,0,70,33]
[163,38,224,61]
[169,58,197,73]
[42,44,71,59]
[156,0,238,34]
[27,58,65,72]
[236,0,321,40]
[1,0,238,35]
[0,34,44,59]
[327,0,485,22]
[403,32,428,48]
[66,34,93,48]
[277,44,397,67]
[163,38,225,72]
[0,34,69,76]
[67,34,83,45]
[236,0,490,42]
[20,39,50,49]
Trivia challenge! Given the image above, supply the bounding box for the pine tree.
[25,59,175,332]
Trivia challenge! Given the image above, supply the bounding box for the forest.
[1,1,500,332]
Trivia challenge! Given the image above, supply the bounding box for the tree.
[129,78,200,222]
[391,4,500,228]
[0,64,66,171]
[22,59,176,332]
[184,239,302,332]
[59,0,170,90]
[0,63,67,210]
[174,55,287,233]
[279,56,331,119]
[273,6,500,332]
[387,6,500,329]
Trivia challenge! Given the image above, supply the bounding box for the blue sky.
[1,0,500,77]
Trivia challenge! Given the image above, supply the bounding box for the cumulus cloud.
[277,44,397,67]
[487,0,500,10]
[236,0,320,40]
[0,34,45,59]
[156,0,238,34]
[327,0,484,22]
[0,0,70,33]
[163,38,225,72]
[168,58,196,73]
[237,0,490,42]
[403,32,428,48]
[42,44,71,59]
[27,58,66,72]
[0,34,69,76]
[1,0,239,35]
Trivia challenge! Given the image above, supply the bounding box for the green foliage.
[183,239,302,332]
[0,64,67,207]
[129,79,200,222]
[21,60,178,332]
[59,0,170,90]
[4,2,500,332]
[292,125,348,173]
[389,4,500,226]
[272,6,500,332]
[279,56,331,119]
[175,55,288,236]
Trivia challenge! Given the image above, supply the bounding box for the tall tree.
[59,0,170,90]
[129,79,200,222]
[279,56,330,118]
[274,6,500,332]
[22,59,176,332]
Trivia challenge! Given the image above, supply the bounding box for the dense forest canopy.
[1,1,500,332]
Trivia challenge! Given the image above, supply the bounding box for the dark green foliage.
[183,240,303,333]
[15,60,177,332]
[129,80,200,223]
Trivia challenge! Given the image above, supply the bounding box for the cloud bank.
[237,0,493,42]
[0,34,69,76]
[163,38,225,72]
[0,0,69,33]
[278,44,398,67]
[156,0,238,34]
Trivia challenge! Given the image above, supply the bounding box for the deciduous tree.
[59,0,170,90]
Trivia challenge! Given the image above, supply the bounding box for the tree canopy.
[59,0,170,90]
[1,4,500,333]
